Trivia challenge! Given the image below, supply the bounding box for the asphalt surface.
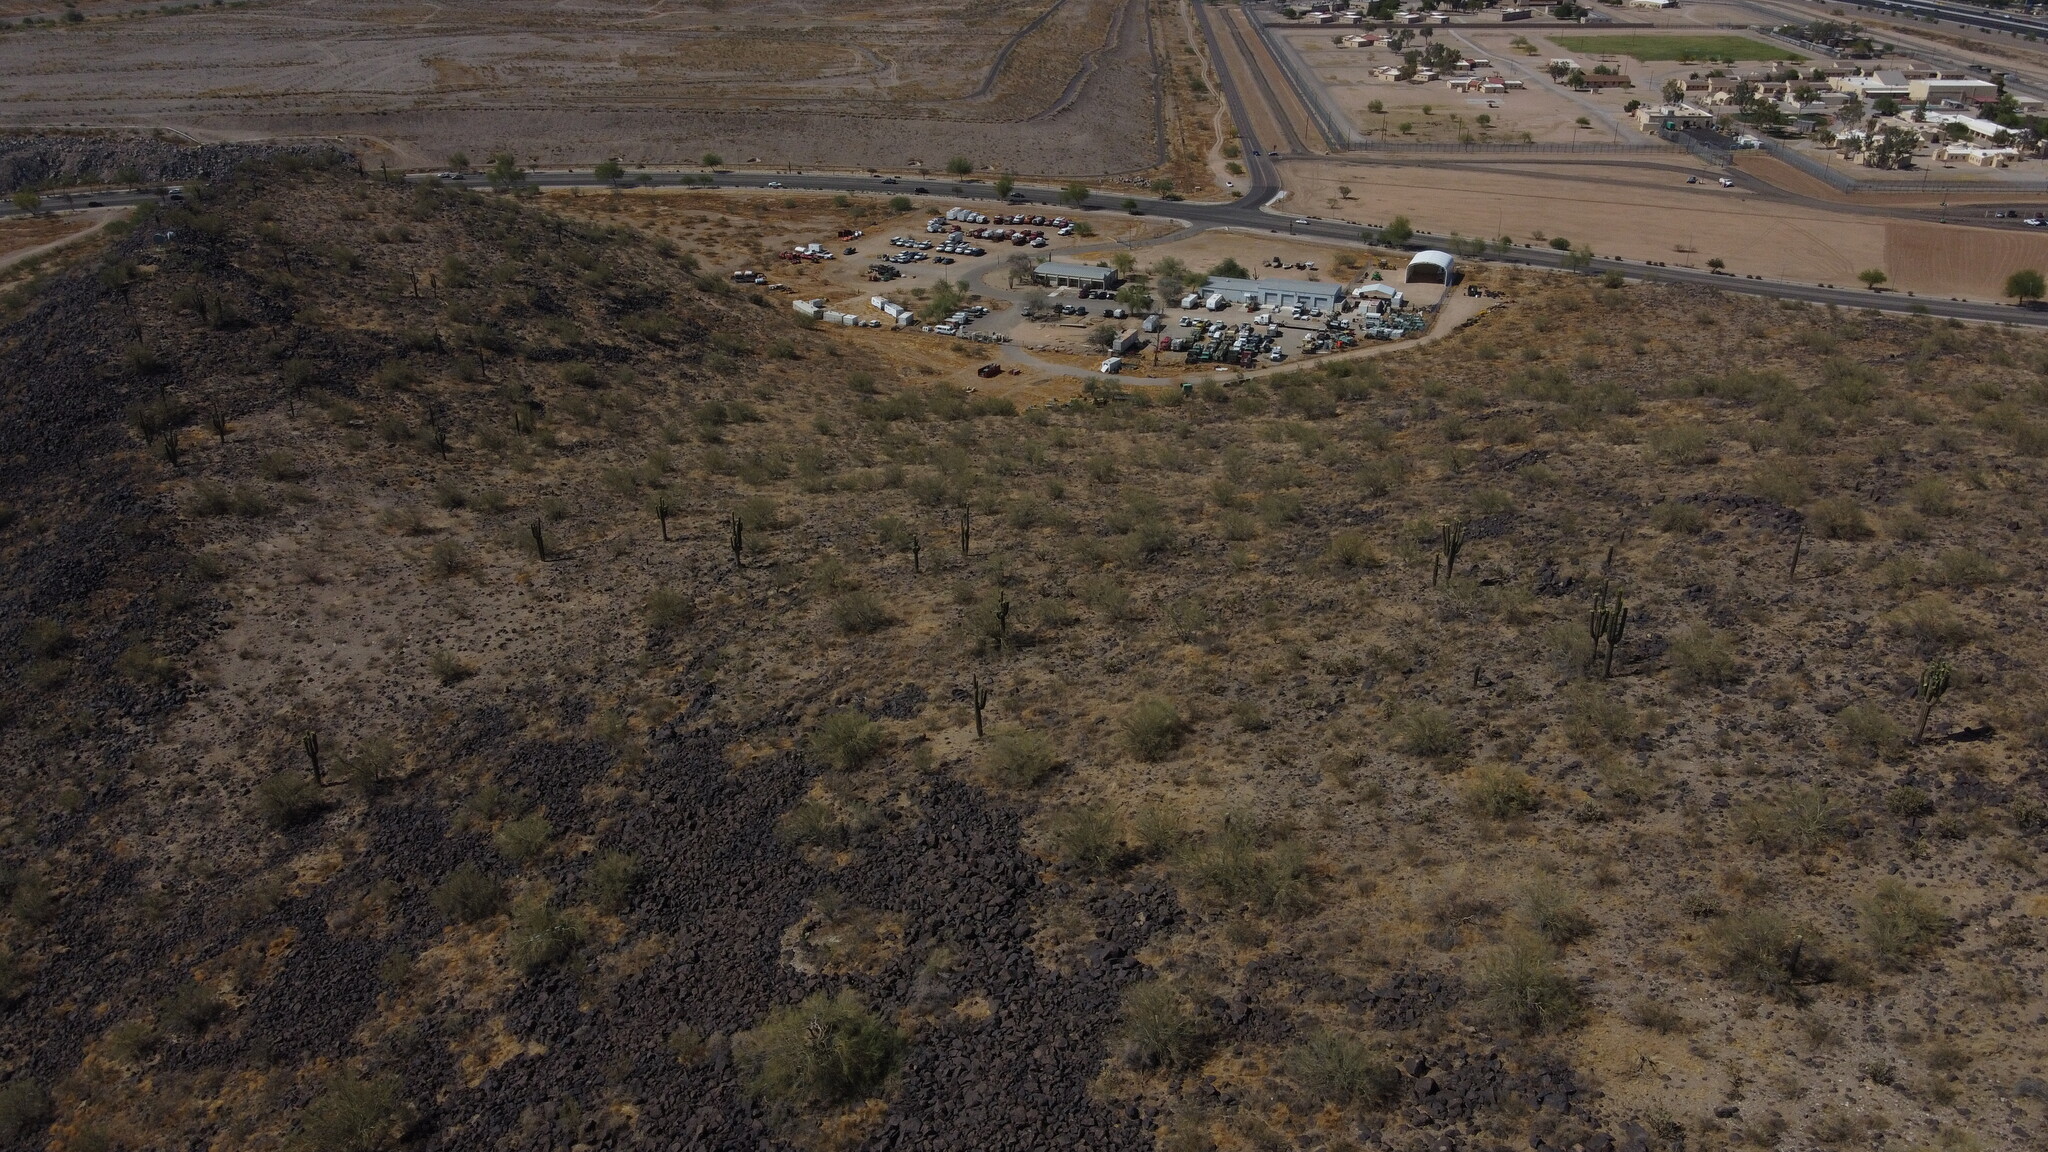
[7,163,2046,326]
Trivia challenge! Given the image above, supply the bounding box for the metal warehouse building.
[1405,250,1456,284]
[1199,275,1339,310]
[1032,261,1120,290]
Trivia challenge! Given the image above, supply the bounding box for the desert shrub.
[1117,981,1210,1070]
[736,989,904,1108]
[1121,697,1186,761]
[1190,818,1316,918]
[159,980,227,1036]
[1624,998,1692,1035]
[1396,705,1464,757]
[808,711,884,770]
[1285,1030,1400,1109]
[0,1080,50,1141]
[830,589,893,635]
[643,587,696,631]
[1078,575,1132,619]
[1734,786,1843,856]
[1707,909,1834,1003]
[1131,803,1192,859]
[1218,509,1259,540]
[584,852,642,914]
[1647,423,1718,465]
[430,863,504,923]
[1837,703,1902,758]
[256,771,325,829]
[1477,937,1580,1034]
[1520,878,1594,946]
[1464,764,1540,820]
[1931,548,2001,587]
[735,494,782,530]
[1324,529,1379,569]
[1858,878,1946,970]
[492,813,552,863]
[1050,806,1126,874]
[1807,497,1872,540]
[1562,685,1633,748]
[427,650,474,685]
[1905,476,1955,516]
[1886,595,1975,649]
[775,798,873,851]
[1670,624,1737,687]
[290,1073,411,1152]
[506,897,582,973]
[115,642,175,684]
[985,726,1060,788]
[1885,785,1934,819]
[1651,501,1705,534]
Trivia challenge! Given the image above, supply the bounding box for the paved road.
[7,165,2044,326]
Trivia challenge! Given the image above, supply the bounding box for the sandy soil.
[0,0,1165,176]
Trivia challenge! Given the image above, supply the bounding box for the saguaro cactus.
[652,495,672,542]
[1589,585,1628,678]
[529,519,547,562]
[1789,526,1806,579]
[729,515,744,568]
[303,731,324,787]
[1435,520,1467,586]
[960,507,972,560]
[972,674,992,739]
[910,534,922,574]
[1914,659,1953,746]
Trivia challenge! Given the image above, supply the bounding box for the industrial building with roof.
[1405,250,1455,284]
[1031,260,1120,290]
[1198,275,1340,310]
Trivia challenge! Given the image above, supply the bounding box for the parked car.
[977,363,1003,378]
[766,180,784,188]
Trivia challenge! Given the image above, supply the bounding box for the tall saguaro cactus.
[1914,659,1953,746]
[972,674,992,739]
[1589,586,1629,678]
[1434,520,1467,586]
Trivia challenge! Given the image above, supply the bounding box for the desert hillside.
[1,158,2045,1152]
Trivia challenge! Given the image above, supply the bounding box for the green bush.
[1858,878,1946,970]
[1477,937,1580,1034]
[256,771,326,829]
[1670,624,1737,687]
[1651,501,1705,534]
[427,650,475,686]
[584,852,642,914]
[830,589,893,635]
[1050,806,1126,875]
[1931,548,2001,587]
[643,587,697,631]
[1734,786,1842,856]
[1807,497,1872,540]
[776,798,863,850]
[1464,764,1540,820]
[1117,980,1210,1070]
[159,980,227,1036]
[430,862,504,924]
[986,726,1060,787]
[808,711,885,770]
[1708,909,1834,1003]
[1121,697,1186,762]
[736,989,905,1109]
[1285,1030,1400,1109]
[1190,818,1317,918]
[1647,423,1718,465]
[1838,703,1902,758]
[0,1079,50,1141]
[1884,785,1934,819]
[1396,705,1464,757]
[1520,878,1594,946]
[1324,529,1379,569]
[492,813,552,864]
[290,1072,411,1152]
[1562,685,1633,748]
[506,897,582,973]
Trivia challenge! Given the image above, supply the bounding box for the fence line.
[1352,138,1668,154]
[1752,136,2000,195]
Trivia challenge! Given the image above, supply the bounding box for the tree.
[1336,184,1352,199]
[447,151,471,170]
[1111,251,1137,277]
[1866,126,1917,170]
[1662,78,1684,103]
[1564,244,1595,270]
[1706,257,1725,271]
[594,158,625,182]
[888,194,913,212]
[993,174,1015,199]
[11,190,40,215]
[1872,96,1900,118]
[1149,177,1174,197]
[1209,257,1250,279]
[1059,182,1091,207]
[1116,283,1153,313]
[1382,215,1414,246]
[1149,256,1191,299]
[2006,268,2045,304]
[1857,268,1888,290]
[487,152,525,188]
[700,152,722,167]
[1087,323,1120,352]
[920,278,971,321]
[1121,197,1140,214]
[1005,252,1037,287]
[947,156,974,176]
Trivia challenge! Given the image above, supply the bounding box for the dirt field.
[0,0,1166,176]
[1278,156,2048,299]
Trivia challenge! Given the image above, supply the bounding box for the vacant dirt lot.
[0,0,1166,176]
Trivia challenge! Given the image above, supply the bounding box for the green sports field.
[1548,34,1804,62]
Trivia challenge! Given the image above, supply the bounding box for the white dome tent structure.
[1405,249,1455,284]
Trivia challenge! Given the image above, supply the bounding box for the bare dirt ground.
[0,0,1167,176]
[1281,157,2048,300]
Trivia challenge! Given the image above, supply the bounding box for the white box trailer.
[1180,293,1202,309]
[793,299,824,318]
[1206,294,1228,311]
